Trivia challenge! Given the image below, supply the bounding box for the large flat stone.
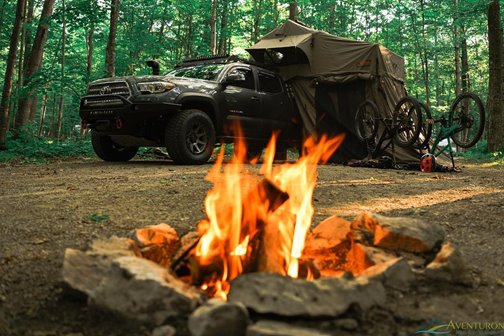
[360,257,414,290]
[304,216,351,254]
[352,213,445,253]
[91,256,202,325]
[424,242,472,286]
[247,321,330,336]
[130,223,181,267]
[188,298,249,336]
[63,237,137,296]
[228,273,385,318]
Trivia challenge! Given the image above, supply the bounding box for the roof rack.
[174,54,274,70]
[175,54,238,68]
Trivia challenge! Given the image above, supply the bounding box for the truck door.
[221,66,261,138]
[257,72,293,140]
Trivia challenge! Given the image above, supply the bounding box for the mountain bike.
[417,92,485,171]
[355,96,422,164]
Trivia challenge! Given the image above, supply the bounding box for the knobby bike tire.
[355,100,380,142]
[393,96,422,148]
[448,92,485,148]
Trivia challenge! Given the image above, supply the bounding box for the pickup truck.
[80,55,301,164]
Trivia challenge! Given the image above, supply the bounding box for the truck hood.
[89,75,219,90]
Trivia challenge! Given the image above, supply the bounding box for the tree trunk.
[419,0,430,105]
[461,26,469,93]
[185,15,193,58]
[86,27,94,82]
[0,0,8,47]
[434,33,441,105]
[0,0,26,148]
[24,0,35,121]
[105,0,120,77]
[328,3,336,32]
[15,0,56,131]
[253,0,264,42]
[487,0,504,151]
[38,93,48,136]
[217,0,228,55]
[289,1,297,21]
[453,0,461,96]
[56,0,66,139]
[210,0,217,55]
[16,1,28,106]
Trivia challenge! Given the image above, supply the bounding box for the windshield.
[166,64,225,81]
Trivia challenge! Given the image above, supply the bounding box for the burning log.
[172,178,289,286]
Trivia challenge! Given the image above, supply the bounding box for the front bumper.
[79,94,181,136]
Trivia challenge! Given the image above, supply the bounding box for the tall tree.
[217,0,229,54]
[56,0,66,139]
[0,0,26,148]
[15,0,56,130]
[105,0,120,77]
[487,0,503,151]
[210,0,217,55]
[453,0,462,96]
[289,0,297,20]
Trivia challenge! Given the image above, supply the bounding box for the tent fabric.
[247,20,420,163]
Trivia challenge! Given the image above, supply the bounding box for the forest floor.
[0,156,503,336]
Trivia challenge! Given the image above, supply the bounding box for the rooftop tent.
[247,20,419,163]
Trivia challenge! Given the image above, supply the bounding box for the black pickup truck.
[80,55,301,164]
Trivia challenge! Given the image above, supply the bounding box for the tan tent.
[247,20,419,163]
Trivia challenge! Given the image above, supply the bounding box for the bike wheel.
[413,101,433,150]
[448,92,485,148]
[355,100,379,142]
[393,96,422,148]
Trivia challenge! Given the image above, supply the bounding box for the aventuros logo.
[416,320,504,335]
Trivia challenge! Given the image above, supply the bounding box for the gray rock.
[188,298,249,336]
[228,273,385,318]
[333,318,358,331]
[91,256,202,325]
[152,325,177,336]
[63,237,137,296]
[424,242,472,286]
[360,257,414,290]
[357,213,445,253]
[246,321,330,336]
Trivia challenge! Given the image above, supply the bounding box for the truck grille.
[87,81,131,96]
[84,81,131,108]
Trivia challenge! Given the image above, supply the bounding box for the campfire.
[174,132,345,299]
[63,132,470,334]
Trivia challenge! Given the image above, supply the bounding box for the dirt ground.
[0,156,503,336]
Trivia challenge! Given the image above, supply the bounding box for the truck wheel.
[165,109,216,165]
[91,130,138,162]
[274,147,288,162]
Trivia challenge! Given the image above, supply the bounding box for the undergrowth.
[457,140,504,166]
[0,128,93,163]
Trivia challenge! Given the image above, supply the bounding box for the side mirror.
[225,72,246,84]
[146,60,160,75]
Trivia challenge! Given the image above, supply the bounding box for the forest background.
[0,0,502,161]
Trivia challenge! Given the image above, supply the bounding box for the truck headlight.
[137,82,176,94]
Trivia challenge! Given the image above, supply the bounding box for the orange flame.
[194,130,345,297]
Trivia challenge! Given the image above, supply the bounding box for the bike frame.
[428,117,457,168]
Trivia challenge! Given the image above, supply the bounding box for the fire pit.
[62,135,471,336]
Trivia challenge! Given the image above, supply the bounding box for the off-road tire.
[91,130,138,162]
[165,109,216,165]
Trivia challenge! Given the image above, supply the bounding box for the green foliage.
[458,139,504,163]
[86,213,110,222]
[0,125,93,163]
[0,0,501,159]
